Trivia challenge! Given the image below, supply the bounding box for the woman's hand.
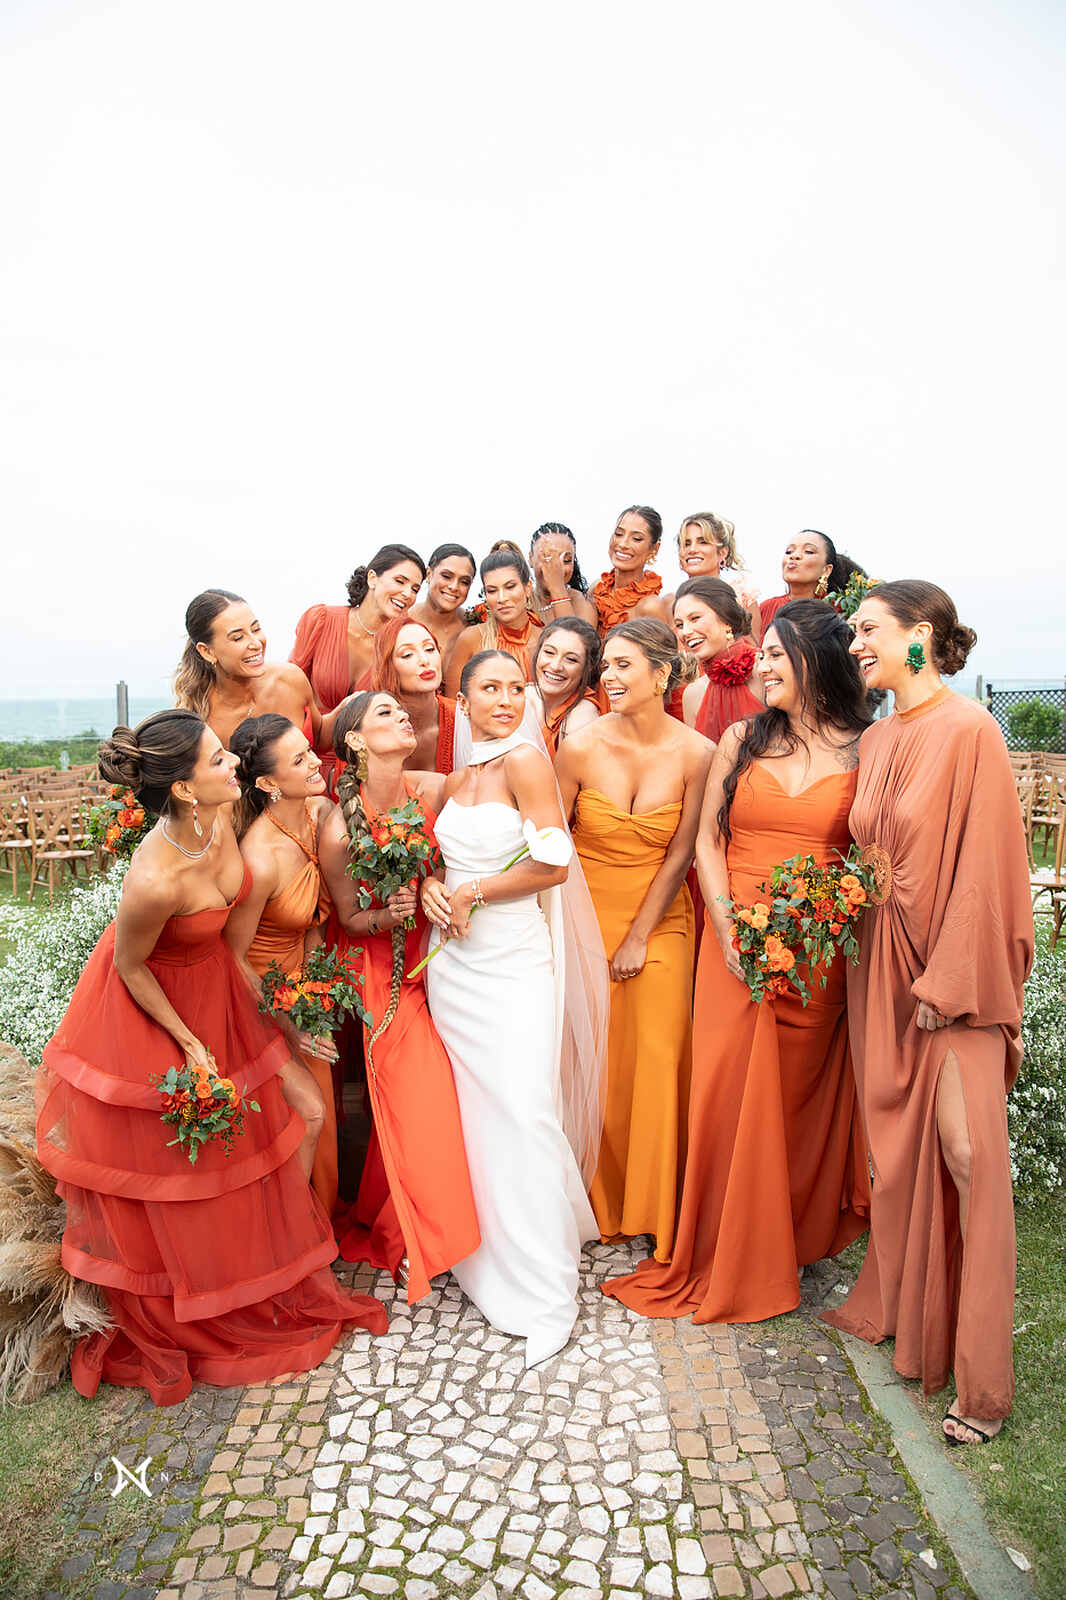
[182,1038,215,1074]
[384,885,418,926]
[610,930,648,983]
[298,1030,339,1064]
[532,540,570,600]
[421,877,452,929]
[710,914,745,983]
[916,1000,954,1031]
[446,881,476,941]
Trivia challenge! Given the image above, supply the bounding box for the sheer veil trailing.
[453,702,608,1185]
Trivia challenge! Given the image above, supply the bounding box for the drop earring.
[815,572,830,598]
[192,800,203,838]
[906,642,926,675]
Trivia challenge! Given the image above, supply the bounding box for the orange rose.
[764,933,784,956]
[736,908,753,926]
[750,906,770,932]
[408,831,426,849]
[274,984,297,1011]
[130,808,145,827]
[390,824,408,841]
[829,922,842,936]
[839,874,861,894]
[847,884,867,906]
[320,996,334,1012]
[195,1078,213,1100]
[372,825,391,847]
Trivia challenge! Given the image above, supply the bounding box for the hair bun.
[942,622,977,676]
[98,726,142,791]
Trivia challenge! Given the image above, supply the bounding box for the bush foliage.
[1011,923,1066,1199]
[1006,698,1062,753]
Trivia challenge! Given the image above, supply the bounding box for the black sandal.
[943,1408,995,1447]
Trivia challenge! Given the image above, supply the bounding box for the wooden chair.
[1029,772,1065,863]
[1032,800,1066,951]
[1015,773,1041,871]
[26,800,94,902]
[0,796,33,894]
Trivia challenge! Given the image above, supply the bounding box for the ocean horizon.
[0,698,170,744]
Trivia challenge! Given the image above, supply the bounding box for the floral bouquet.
[346,798,443,932]
[408,822,571,978]
[725,848,876,1005]
[150,1054,259,1164]
[88,785,154,858]
[464,601,489,626]
[258,944,371,1036]
[827,571,881,619]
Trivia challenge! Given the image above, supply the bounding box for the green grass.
[0,733,102,769]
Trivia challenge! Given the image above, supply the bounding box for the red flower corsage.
[711,644,756,686]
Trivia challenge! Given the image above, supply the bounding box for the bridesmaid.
[591,506,672,636]
[409,543,477,680]
[528,522,599,627]
[671,512,761,641]
[174,589,320,750]
[759,530,866,632]
[445,546,544,695]
[36,710,384,1404]
[225,715,339,1217]
[370,617,457,774]
[528,619,602,756]
[604,601,871,1323]
[824,581,1033,1447]
[316,693,480,1302]
[673,577,763,742]
[557,619,712,1261]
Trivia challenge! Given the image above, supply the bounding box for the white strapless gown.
[426,799,597,1367]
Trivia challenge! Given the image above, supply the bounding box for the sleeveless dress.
[426,799,597,1367]
[36,865,385,1405]
[330,790,480,1303]
[605,764,870,1322]
[245,806,339,1217]
[572,791,694,1262]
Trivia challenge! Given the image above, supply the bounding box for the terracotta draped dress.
[245,807,339,1218]
[823,690,1033,1418]
[573,790,693,1261]
[331,789,480,1302]
[760,594,790,633]
[36,865,385,1406]
[605,764,870,1322]
[290,604,368,787]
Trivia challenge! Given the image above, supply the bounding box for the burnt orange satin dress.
[573,790,693,1261]
[36,864,385,1406]
[605,764,870,1322]
[245,808,339,1218]
[823,691,1033,1417]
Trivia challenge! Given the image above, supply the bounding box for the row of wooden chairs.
[0,791,99,902]
[1015,754,1066,949]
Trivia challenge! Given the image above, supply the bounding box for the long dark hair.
[717,599,872,843]
[173,588,244,718]
[346,544,426,607]
[231,713,295,834]
[530,522,590,595]
[530,617,602,698]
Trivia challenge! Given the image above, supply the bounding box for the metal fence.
[985,680,1066,752]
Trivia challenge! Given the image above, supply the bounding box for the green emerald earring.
[906,641,926,675]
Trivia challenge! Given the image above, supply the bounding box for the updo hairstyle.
[674,576,751,641]
[98,709,205,817]
[230,713,296,832]
[370,615,443,697]
[427,542,476,571]
[173,588,244,719]
[346,544,426,608]
[871,580,977,675]
[605,617,684,695]
[458,649,520,698]
[617,504,663,547]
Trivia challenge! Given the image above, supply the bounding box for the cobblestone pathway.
[44,1245,976,1600]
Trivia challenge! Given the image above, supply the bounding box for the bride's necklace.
[162,816,217,860]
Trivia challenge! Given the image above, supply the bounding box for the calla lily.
[522,821,573,868]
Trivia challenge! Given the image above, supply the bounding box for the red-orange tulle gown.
[36,866,386,1406]
[605,763,870,1322]
[331,791,480,1302]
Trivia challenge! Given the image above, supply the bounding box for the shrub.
[1006,698,1062,753]
[0,864,126,1064]
[1010,924,1066,1199]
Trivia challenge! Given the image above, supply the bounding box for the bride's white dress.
[426,798,597,1367]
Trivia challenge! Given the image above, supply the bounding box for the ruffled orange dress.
[331,790,480,1302]
[245,807,339,1218]
[36,865,385,1406]
[592,570,664,637]
[823,691,1033,1417]
[573,790,693,1261]
[604,764,870,1322]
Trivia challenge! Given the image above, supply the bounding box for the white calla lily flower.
[521,820,573,867]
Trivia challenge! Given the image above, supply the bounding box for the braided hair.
[230,714,295,836]
[529,522,590,595]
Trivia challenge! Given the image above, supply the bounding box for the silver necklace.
[162,816,217,860]
[351,604,382,638]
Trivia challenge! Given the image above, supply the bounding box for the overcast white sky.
[1,0,1063,699]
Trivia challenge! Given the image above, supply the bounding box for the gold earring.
[725,629,735,646]
[815,572,830,598]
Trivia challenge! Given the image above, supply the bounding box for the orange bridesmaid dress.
[332,790,480,1302]
[573,789,693,1261]
[36,865,385,1406]
[245,805,339,1218]
[605,764,870,1322]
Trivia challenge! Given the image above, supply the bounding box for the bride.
[422,649,606,1367]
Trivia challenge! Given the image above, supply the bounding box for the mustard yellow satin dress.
[572,789,693,1261]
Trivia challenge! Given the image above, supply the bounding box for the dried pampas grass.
[0,1040,110,1404]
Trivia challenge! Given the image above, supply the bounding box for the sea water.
[0,698,169,743]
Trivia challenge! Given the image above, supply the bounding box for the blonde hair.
[678,512,742,573]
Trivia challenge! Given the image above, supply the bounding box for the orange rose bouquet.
[149,1053,259,1163]
[88,784,154,859]
[724,848,875,1005]
[346,797,443,933]
[258,945,371,1037]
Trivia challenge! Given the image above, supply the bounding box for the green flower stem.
[406,844,530,979]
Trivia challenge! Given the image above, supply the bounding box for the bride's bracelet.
[471,879,485,908]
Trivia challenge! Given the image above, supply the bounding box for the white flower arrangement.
[1009,924,1066,1198]
[0,862,127,1065]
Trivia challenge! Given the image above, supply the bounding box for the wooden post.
[116,681,129,728]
